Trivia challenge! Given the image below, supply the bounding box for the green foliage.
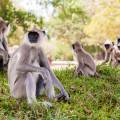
[0,66,120,119]
[47,0,89,43]
[0,0,45,45]
[84,0,120,44]
[0,0,38,30]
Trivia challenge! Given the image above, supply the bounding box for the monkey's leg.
[75,64,86,76]
[111,60,118,67]
[83,66,95,76]
[76,68,85,76]
[12,77,26,99]
[36,68,67,101]
[36,75,45,97]
[44,70,55,99]
[25,72,37,104]
[36,69,55,99]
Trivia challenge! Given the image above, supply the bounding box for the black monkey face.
[104,44,110,49]
[117,42,120,50]
[117,38,120,44]
[28,31,39,43]
[118,46,120,50]
[27,28,46,44]
[72,41,82,53]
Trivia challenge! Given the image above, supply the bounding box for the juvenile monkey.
[111,38,120,67]
[0,17,10,70]
[101,40,114,65]
[72,41,96,77]
[8,28,69,105]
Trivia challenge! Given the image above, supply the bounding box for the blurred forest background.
[1,0,120,60]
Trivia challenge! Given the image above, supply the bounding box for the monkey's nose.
[72,44,75,49]
[28,31,39,43]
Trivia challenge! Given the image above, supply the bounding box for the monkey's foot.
[77,70,84,76]
[27,97,37,105]
[42,101,53,108]
[29,101,53,109]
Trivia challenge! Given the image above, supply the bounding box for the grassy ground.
[0,66,120,120]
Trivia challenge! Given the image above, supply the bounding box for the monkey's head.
[72,41,83,53]
[104,40,113,50]
[25,27,46,46]
[117,37,120,44]
[0,17,10,40]
[117,41,120,50]
[117,37,120,50]
[117,44,120,50]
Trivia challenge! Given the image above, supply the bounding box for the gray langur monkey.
[0,17,10,70]
[101,40,114,65]
[111,37,120,67]
[72,41,96,77]
[8,28,69,105]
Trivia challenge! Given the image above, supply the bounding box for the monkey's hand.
[37,67,49,81]
[76,67,84,76]
[56,92,70,102]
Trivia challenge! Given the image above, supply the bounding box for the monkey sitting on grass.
[72,41,97,77]
[8,27,69,107]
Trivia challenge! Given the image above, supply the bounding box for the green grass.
[0,66,120,120]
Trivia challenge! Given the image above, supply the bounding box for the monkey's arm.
[16,48,47,75]
[108,54,112,65]
[2,38,8,51]
[0,48,9,65]
[39,50,69,100]
[111,50,118,67]
[76,58,85,75]
[102,52,110,64]
[16,55,49,81]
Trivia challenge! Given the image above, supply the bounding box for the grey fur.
[72,41,96,77]
[102,40,114,65]
[8,28,69,104]
[0,18,9,69]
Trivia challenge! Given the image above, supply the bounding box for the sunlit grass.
[0,66,120,120]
